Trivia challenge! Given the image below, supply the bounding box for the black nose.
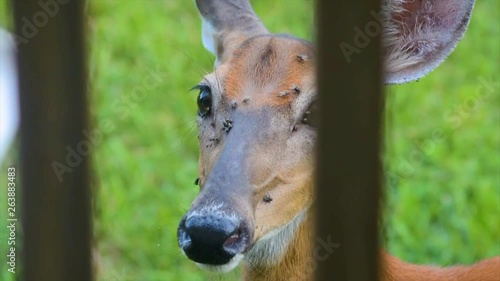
[177,214,250,265]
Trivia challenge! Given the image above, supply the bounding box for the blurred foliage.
[0,0,498,281]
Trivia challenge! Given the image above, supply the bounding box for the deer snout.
[177,212,251,266]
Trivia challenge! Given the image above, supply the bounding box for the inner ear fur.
[383,0,475,84]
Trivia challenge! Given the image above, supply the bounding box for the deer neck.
[380,251,448,281]
[242,209,315,281]
[241,212,500,281]
[380,251,500,281]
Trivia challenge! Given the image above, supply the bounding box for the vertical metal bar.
[315,0,383,280]
[12,1,92,280]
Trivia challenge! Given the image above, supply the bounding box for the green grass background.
[0,0,498,280]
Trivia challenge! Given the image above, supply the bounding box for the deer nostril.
[223,227,242,249]
[179,229,192,248]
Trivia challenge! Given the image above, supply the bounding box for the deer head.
[177,0,475,276]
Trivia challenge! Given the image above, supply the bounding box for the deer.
[177,0,500,280]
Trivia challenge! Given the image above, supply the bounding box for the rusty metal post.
[315,0,383,280]
[12,0,92,280]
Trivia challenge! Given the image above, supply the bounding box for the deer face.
[177,34,317,270]
[177,0,475,273]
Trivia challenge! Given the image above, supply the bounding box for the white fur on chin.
[244,209,308,268]
[196,254,244,272]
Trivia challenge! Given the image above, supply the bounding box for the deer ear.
[195,0,268,66]
[383,0,475,84]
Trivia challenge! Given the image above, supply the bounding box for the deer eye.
[197,85,212,117]
[302,101,319,128]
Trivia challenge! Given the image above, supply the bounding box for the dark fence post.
[315,0,383,280]
[12,1,92,280]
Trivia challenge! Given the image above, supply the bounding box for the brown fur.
[225,36,314,107]
[243,212,316,281]
[245,211,500,281]
[381,251,500,281]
